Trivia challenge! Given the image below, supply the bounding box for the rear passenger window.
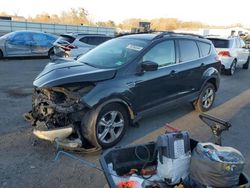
[79,37,88,43]
[179,40,199,62]
[198,42,211,57]
[143,40,175,67]
[240,39,245,48]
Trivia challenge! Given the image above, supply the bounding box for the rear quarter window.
[179,40,200,62]
[198,42,211,57]
[58,35,75,44]
[81,36,106,45]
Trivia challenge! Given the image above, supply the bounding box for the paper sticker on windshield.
[116,61,123,65]
[126,44,143,51]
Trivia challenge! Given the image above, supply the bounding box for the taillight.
[61,45,77,51]
[218,51,231,57]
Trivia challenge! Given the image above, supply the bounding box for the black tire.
[83,103,129,148]
[48,48,55,60]
[243,57,249,69]
[0,50,3,59]
[194,83,216,112]
[225,60,237,75]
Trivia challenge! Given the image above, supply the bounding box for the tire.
[225,60,237,75]
[243,57,249,69]
[83,103,129,148]
[0,50,3,59]
[194,83,216,112]
[48,48,55,60]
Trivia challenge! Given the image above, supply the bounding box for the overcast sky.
[0,0,250,27]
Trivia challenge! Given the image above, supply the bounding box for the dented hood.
[33,59,116,87]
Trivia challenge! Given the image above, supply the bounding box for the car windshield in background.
[77,38,148,68]
[209,38,230,48]
[56,35,75,45]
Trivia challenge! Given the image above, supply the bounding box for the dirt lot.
[0,58,250,188]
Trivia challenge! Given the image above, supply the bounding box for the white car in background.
[52,33,112,59]
[207,36,249,75]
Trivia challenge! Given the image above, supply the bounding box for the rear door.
[176,39,206,95]
[5,32,32,56]
[237,38,249,64]
[31,33,50,55]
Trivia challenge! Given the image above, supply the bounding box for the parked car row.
[0,31,112,59]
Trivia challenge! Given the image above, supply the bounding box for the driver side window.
[143,40,175,67]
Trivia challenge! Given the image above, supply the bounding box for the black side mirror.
[141,61,158,71]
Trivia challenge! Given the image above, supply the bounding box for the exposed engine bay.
[25,84,101,152]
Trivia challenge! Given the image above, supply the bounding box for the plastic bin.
[100,139,249,188]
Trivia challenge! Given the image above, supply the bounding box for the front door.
[131,40,181,112]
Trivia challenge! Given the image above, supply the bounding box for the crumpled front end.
[25,85,100,152]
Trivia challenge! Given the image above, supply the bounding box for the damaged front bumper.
[25,86,101,152]
[33,126,73,141]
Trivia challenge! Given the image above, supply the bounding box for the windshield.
[77,38,149,68]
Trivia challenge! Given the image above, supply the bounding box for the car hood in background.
[33,58,116,87]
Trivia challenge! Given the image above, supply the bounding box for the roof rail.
[152,31,205,40]
[152,31,175,40]
[174,32,205,39]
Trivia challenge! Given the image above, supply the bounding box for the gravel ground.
[0,58,250,188]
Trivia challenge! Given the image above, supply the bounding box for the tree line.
[0,8,247,31]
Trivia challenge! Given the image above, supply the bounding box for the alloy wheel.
[202,88,214,109]
[97,111,124,144]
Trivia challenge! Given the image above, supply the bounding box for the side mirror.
[141,61,158,72]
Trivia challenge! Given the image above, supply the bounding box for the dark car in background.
[52,33,112,59]
[27,32,221,150]
[0,30,58,58]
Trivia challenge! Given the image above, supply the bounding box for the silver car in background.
[0,30,58,58]
[207,36,249,75]
[53,33,112,59]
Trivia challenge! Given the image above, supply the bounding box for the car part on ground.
[26,32,221,150]
[0,30,58,58]
[207,36,249,75]
[100,114,249,188]
[52,33,112,59]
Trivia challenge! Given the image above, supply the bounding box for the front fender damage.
[25,86,101,153]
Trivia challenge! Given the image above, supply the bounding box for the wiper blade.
[81,62,96,68]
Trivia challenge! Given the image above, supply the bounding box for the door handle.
[200,63,205,68]
[170,70,177,77]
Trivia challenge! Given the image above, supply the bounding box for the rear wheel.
[194,83,215,112]
[48,48,55,60]
[0,50,3,59]
[225,59,236,75]
[243,57,249,69]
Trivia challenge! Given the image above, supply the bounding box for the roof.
[206,35,238,40]
[62,33,107,38]
[119,32,209,42]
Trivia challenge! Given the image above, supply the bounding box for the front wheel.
[243,57,249,69]
[225,60,236,75]
[194,83,215,112]
[83,103,129,148]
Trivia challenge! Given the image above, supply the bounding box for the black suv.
[27,32,220,149]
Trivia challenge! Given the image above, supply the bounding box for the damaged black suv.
[27,32,220,149]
